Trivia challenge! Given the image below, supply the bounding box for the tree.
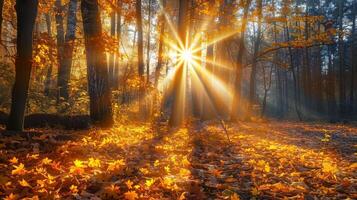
[338,0,346,117]
[0,0,4,41]
[231,0,251,121]
[7,0,39,131]
[81,0,113,127]
[109,3,116,87]
[169,0,189,127]
[136,0,145,115]
[59,0,78,100]
[114,0,122,89]
[44,13,54,96]
[248,0,263,115]
[154,0,165,87]
[146,0,152,84]
[55,0,66,102]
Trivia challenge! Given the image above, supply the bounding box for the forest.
[0,0,356,199]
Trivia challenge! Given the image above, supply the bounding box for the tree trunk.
[146,0,152,84]
[109,9,116,87]
[231,0,251,121]
[154,0,165,87]
[349,2,356,115]
[44,13,54,96]
[338,0,346,117]
[0,0,4,41]
[200,0,216,120]
[81,0,113,127]
[7,0,39,131]
[285,23,302,121]
[114,0,122,89]
[248,0,262,116]
[59,0,78,100]
[169,0,189,127]
[55,0,66,102]
[327,45,337,121]
[136,0,145,115]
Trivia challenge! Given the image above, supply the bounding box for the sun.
[180,49,193,63]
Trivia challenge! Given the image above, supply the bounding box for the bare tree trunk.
[154,0,166,88]
[7,0,39,131]
[349,2,356,115]
[58,0,78,100]
[55,0,65,102]
[109,8,116,87]
[338,0,346,117]
[114,0,122,89]
[248,0,262,116]
[327,45,337,121]
[136,0,145,116]
[261,65,273,117]
[0,0,4,41]
[44,14,54,96]
[169,0,189,127]
[200,0,216,120]
[231,0,251,121]
[285,23,302,121]
[146,0,152,84]
[81,0,113,127]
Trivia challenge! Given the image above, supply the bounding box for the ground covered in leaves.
[0,120,356,199]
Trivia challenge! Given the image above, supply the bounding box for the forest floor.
[0,120,356,200]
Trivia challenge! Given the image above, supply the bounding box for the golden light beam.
[190,59,233,102]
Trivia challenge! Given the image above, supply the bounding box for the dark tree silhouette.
[81,0,113,127]
[7,0,39,131]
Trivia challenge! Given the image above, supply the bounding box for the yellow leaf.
[154,160,160,167]
[322,159,338,174]
[36,180,45,188]
[264,163,271,173]
[139,168,149,175]
[88,158,101,168]
[231,193,240,200]
[73,160,85,168]
[19,179,31,188]
[11,163,27,175]
[145,178,155,187]
[41,157,52,165]
[105,184,120,193]
[164,166,171,173]
[9,157,18,164]
[4,193,17,200]
[124,191,138,200]
[70,185,78,194]
[125,180,133,189]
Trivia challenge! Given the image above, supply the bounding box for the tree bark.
[55,0,66,102]
[169,0,189,127]
[109,8,116,87]
[248,0,262,115]
[146,0,152,84]
[0,0,4,41]
[136,0,145,115]
[154,0,165,87]
[81,0,113,127]
[59,0,78,100]
[338,0,346,117]
[231,0,251,121]
[44,13,54,96]
[7,0,39,131]
[114,0,122,89]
